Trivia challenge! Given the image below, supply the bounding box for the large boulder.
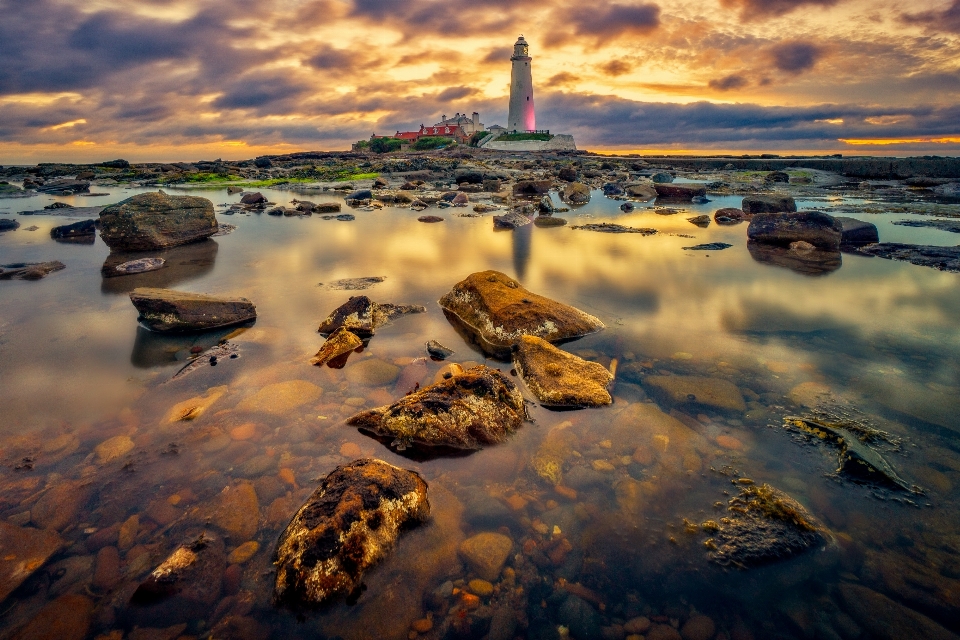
[129,287,256,332]
[834,216,879,246]
[563,182,591,204]
[654,183,707,200]
[347,365,525,450]
[625,183,657,199]
[747,212,843,251]
[438,270,604,357]
[99,192,217,251]
[273,459,429,606]
[742,195,797,214]
[514,335,613,407]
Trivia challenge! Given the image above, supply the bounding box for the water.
[1,181,959,639]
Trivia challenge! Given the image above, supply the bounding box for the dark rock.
[311,327,363,367]
[905,176,952,187]
[451,193,469,206]
[9,594,93,640]
[683,243,732,251]
[687,215,710,228]
[625,183,657,199]
[347,365,525,450]
[44,201,74,209]
[331,214,356,221]
[571,223,657,234]
[620,202,635,212]
[438,270,604,356]
[833,216,881,246]
[75,170,96,180]
[50,219,96,240]
[714,208,746,224]
[603,183,624,196]
[36,179,90,194]
[0,219,20,232]
[708,484,826,567]
[321,276,386,290]
[482,178,502,192]
[273,459,429,606]
[0,521,64,602]
[558,167,578,182]
[559,595,602,640]
[129,287,256,332]
[563,182,590,204]
[426,340,454,359]
[346,189,373,201]
[493,212,532,229]
[765,171,790,183]
[513,180,552,196]
[742,195,797,214]
[239,192,266,205]
[514,335,612,407]
[892,218,960,234]
[747,212,843,251]
[253,157,272,168]
[0,261,66,280]
[651,172,674,183]
[539,195,555,213]
[418,215,444,223]
[266,207,284,216]
[838,583,958,640]
[654,183,707,201]
[226,186,243,195]
[456,171,484,184]
[400,181,418,190]
[99,159,130,169]
[534,216,567,227]
[748,242,842,276]
[99,192,217,250]
[317,295,425,337]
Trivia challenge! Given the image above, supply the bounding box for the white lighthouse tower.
[507,35,535,133]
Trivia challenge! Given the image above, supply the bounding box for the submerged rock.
[99,192,217,250]
[571,223,657,234]
[747,212,843,251]
[312,327,363,367]
[654,183,707,200]
[687,214,711,228]
[273,459,429,606]
[748,242,842,276]
[347,365,525,450]
[683,243,732,251]
[9,594,93,640]
[857,243,960,273]
[129,287,256,332]
[320,276,386,290]
[838,583,958,640]
[513,335,613,407]
[50,219,96,241]
[114,257,165,275]
[0,261,66,281]
[563,182,591,204]
[643,375,746,412]
[317,295,425,337]
[459,532,513,581]
[707,484,827,568]
[0,521,64,603]
[438,270,604,357]
[892,218,960,234]
[742,195,797,214]
[426,339,454,360]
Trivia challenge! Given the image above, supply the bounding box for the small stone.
[624,616,651,634]
[459,532,513,581]
[680,615,716,640]
[211,482,260,539]
[592,460,616,472]
[412,618,434,633]
[340,442,363,457]
[93,546,121,590]
[229,423,257,441]
[9,594,93,640]
[237,380,322,414]
[118,515,139,550]
[716,435,744,450]
[95,435,135,464]
[346,358,401,386]
[228,541,260,564]
[468,578,494,597]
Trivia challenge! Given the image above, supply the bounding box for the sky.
[0,0,958,163]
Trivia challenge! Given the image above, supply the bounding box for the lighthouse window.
[526,97,529,101]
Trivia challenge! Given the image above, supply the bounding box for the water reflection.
[511,221,532,281]
[130,324,239,368]
[100,239,219,294]
[748,241,842,276]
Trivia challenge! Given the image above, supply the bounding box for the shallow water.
[1,182,960,639]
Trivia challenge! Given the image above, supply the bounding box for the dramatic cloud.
[770,41,824,73]
[720,0,841,20]
[566,3,661,38]
[600,60,633,77]
[709,74,750,91]
[902,0,960,34]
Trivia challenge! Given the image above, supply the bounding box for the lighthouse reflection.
[511,221,532,281]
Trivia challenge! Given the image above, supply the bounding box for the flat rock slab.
[834,216,880,245]
[683,243,732,251]
[654,183,707,200]
[51,219,96,240]
[100,192,217,250]
[644,374,746,412]
[534,216,567,227]
[311,327,363,367]
[130,287,256,332]
[274,459,429,606]
[747,212,843,251]
[0,261,66,281]
[893,219,960,234]
[742,195,797,214]
[438,270,604,356]
[19,206,105,217]
[571,223,657,235]
[320,276,386,290]
[857,243,960,273]
[347,365,525,450]
[35,179,89,194]
[0,521,64,603]
[493,212,532,229]
[514,335,613,407]
[317,295,425,337]
[0,219,20,232]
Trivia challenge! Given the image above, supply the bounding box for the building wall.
[482,135,576,152]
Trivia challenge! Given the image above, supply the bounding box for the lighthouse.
[508,35,535,133]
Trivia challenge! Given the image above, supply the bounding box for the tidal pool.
[1,181,959,639]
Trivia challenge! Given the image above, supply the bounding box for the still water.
[1,182,959,639]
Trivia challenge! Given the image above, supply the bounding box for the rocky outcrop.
[239,192,265,205]
[643,375,746,412]
[514,335,613,407]
[741,195,797,214]
[654,183,707,200]
[36,179,90,194]
[129,287,256,332]
[558,167,578,182]
[0,219,19,232]
[311,326,363,367]
[347,365,525,450]
[0,261,65,280]
[747,212,843,251]
[856,243,960,272]
[0,521,64,603]
[835,216,880,246]
[317,295,425,337]
[99,192,217,251]
[563,182,591,204]
[438,270,604,357]
[273,459,429,606]
[707,484,827,568]
[765,171,790,183]
[50,219,96,241]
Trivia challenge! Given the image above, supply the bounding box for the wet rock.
[648,625,683,640]
[513,180,552,196]
[514,335,613,407]
[227,186,244,194]
[571,223,657,234]
[0,261,66,281]
[345,189,373,202]
[687,214,711,227]
[535,216,567,227]
[680,615,716,640]
[620,201,635,212]
[835,216,881,246]
[0,219,20,232]
[237,380,322,415]
[748,242,842,276]
[9,594,93,640]
[603,182,625,196]
[113,257,166,275]
[838,583,957,640]
[708,484,826,568]
[493,211,532,229]
[31,481,91,531]
[747,212,843,251]
[0,521,64,602]
[892,218,960,234]
[317,295,425,337]
[273,459,429,606]
[651,172,674,183]
[563,182,591,204]
[36,179,90,194]
[95,434,135,463]
[438,270,604,357]
[348,365,525,450]
[683,243,732,251]
[654,183,707,200]
[559,594,602,639]
[239,192,266,205]
[211,481,260,539]
[311,327,363,367]
[558,167,578,182]
[426,340,454,359]
[50,219,96,241]
[99,192,217,250]
[644,375,745,412]
[129,287,256,332]
[741,195,797,214]
[626,183,658,199]
[312,202,342,213]
[714,208,746,224]
[345,358,401,386]
[166,385,227,422]
[539,195,555,213]
[130,534,226,624]
[765,171,790,183]
[857,243,960,273]
[451,193,469,206]
[92,545,121,589]
[459,532,512,581]
[418,215,444,223]
[320,276,386,290]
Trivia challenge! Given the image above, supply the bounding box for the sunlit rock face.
[99,192,217,250]
[513,335,613,407]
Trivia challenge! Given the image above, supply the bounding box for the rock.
[451,192,469,206]
[321,276,386,290]
[514,335,613,407]
[559,594,602,639]
[620,202,635,212]
[0,261,66,280]
[459,532,512,581]
[95,434,135,463]
[0,219,20,232]
[892,218,960,234]
[648,625,683,640]
[313,202,341,213]
[748,242,842,276]
[253,157,272,168]
[837,583,957,640]
[651,172,674,183]
[130,534,226,624]
[643,375,746,412]
[31,481,91,531]
[714,208,746,224]
[654,183,707,200]
[0,521,64,602]
[166,385,227,422]
[418,215,444,223]
[747,212,843,251]
[266,207,284,216]
[36,179,90,194]
[624,617,652,634]
[100,158,130,168]
[92,545,121,589]
[211,482,260,539]
[347,365,525,450]
[857,243,960,272]
[483,178,502,192]
[228,540,260,564]
[684,242,732,251]
[317,295,425,337]
[311,327,363,367]
[708,484,826,567]
[239,192,266,205]
[563,182,591,204]
[513,180,552,196]
[345,358,400,386]
[50,219,96,241]
[237,380,322,414]
[535,216,567,227]
[790,240,816,252]
[571,223,657,234]
[129,287,256,332]
[99,192,217,250]
[438,270,604,356]
[226,186,244,194]
[539,195,555,213]
[603,182,625,196]
[493,212,532,229]
[44,201,74,210]
[345,189,373,202]
[741,195,797,214]
[558,167,578,182]
[426,340,454,359]
[765,171,790,183]
[9,594,93,640]
[680,615,716,640]
[273,459,429,606]
[626,183,658,199]
[114,257,166,275]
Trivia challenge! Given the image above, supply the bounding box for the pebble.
[278,468,296,486]
[715,435,744,450]
[412,617,433,633]
[118,514,139,550]
[625,616,652,634]
[468,578,494,597]
[92,546,121,590]
[681,614,716,640]
[228,541,260,564]
[345,359,400,386]
[459,532,513,581]
[592,459,616,472]
[340,442,363,457]
[648,624,683,640]
[95,435,135,464]
[229,423,257,440]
